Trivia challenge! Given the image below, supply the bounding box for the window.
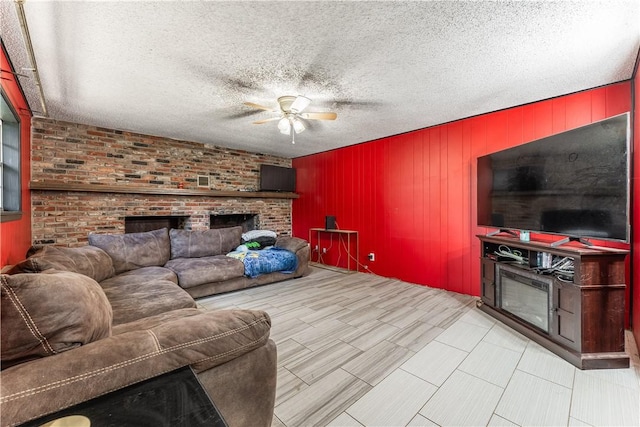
[1,91,21,222]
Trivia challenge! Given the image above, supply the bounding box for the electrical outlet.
[322,248,327,254]
[314,245,319,251]
[368,253,375,261]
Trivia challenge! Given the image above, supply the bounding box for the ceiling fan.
[244,95,337,143]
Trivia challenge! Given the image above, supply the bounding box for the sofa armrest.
[275,236,308,253]
[275,236,310,277]
[197,339,277,427]
[0,309,271,427]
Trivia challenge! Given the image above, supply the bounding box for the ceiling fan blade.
[252,117,281,124]
[244,102,275,111]
[290,96,311,113]
[300,112,337,121]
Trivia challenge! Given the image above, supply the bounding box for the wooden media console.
[477,234,629,369]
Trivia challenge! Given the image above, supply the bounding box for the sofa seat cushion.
[169,227,242,259]
[100,278,196,326]
[99,266,178,288]
[111,307,205,336]
[165,255,245,289]
[1,271,112,369]
[7,245,115,282]
[89,228,171,274]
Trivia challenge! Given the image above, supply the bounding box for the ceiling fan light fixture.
[290,95,311,113]
[278,117,291,134]
[246,95,336,143]
[292,118,305,134]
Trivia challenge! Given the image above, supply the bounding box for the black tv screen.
[259,164,296,192]
[477,113,629,242]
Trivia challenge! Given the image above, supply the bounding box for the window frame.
[0,90,22,223]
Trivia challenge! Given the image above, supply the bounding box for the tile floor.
[198,266,640,427]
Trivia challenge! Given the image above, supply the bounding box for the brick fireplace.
[30,118,294,246]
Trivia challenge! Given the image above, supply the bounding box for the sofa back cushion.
[170,227,242,259]
[89,228,171,274]
[1,270,113,369]
[7,245,115,282]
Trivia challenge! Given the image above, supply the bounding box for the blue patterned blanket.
[227,247,298,278]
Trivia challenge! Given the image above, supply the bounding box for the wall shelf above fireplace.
[29,181,299,199]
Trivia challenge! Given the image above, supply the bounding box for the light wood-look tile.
[299,304,352,324]
[289,318,357,351]
[434,316,491,352]
[196,267,640,427]
[482,321,529,353]
[517,341,576,388]
[276,367,309,406]
[487,414,519,426]
[387,320,444,352]
[346,369,438,427]
[269,316,313,343]
[340,319,401,351]
[458,341,522,388]
[326,412,363,427]
[271,415,286,427]
[378,304,431,329]
[341,340,415,386]
[400,340,468,386]
[457,308,498,329]
[420,370,504,426]
[577,361,640,391]
[336,305,389,327]
[570,368,640,426]
[276,339,311,367]
[407,413,438,426]
[285,340,361,385]
[274,369,371,427]
[421,305,467,329]
[495,370,572,426]
[568,417,592,426]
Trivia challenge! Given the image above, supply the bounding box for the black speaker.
[325,215,336,230]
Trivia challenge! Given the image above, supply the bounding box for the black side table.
[20,367,227,427]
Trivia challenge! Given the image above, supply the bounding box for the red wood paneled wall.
[0,45,32,267]
[632,56,639,349]
[293,82,632,302]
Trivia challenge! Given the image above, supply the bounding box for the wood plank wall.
[632,57,639,347]
[292,82,632,306]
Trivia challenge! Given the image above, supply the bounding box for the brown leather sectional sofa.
[0,227,310,426]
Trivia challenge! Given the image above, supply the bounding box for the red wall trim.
[293,83,633,306]
[1,43,32,267]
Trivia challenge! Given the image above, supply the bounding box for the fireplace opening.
[125,216,188,233]
[210,214,257,232]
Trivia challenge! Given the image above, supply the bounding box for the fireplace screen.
[210,214,257,232]
[498,264,552,333]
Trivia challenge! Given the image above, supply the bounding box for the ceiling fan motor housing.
[278,95,311,114]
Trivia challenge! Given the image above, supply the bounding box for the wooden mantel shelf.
[30,181,299,199]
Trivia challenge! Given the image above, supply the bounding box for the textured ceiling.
[2,1,639,158]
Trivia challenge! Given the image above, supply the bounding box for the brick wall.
[31,118,293,246]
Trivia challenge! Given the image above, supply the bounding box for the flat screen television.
[477,113,630,243]
[259,164,296,192]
